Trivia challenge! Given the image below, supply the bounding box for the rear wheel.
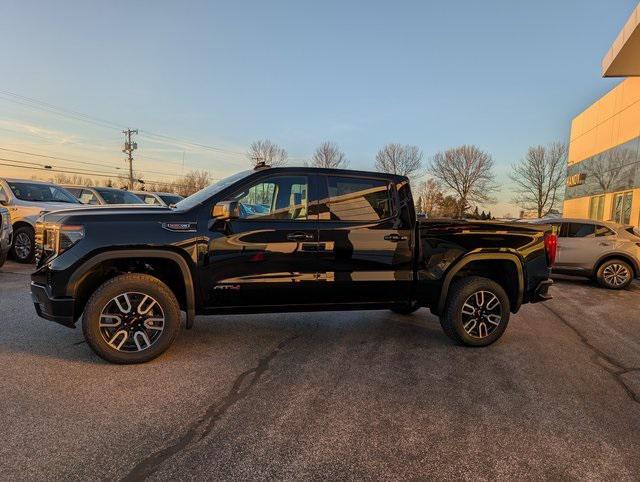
[11,226,35,263]
[82,273,181,364]
[439,276,510,347]
[596,259,633,290]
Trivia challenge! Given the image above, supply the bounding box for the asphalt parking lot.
[1,260,639,480]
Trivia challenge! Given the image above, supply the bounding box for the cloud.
[0,120,80,145]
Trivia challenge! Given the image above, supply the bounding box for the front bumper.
[30,282,75,328]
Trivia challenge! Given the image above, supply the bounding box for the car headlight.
[1,211,9,227]
[43,224,84,255]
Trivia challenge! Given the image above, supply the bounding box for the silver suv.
[0,178,80,263]
[534,218,640,289]
[62,185,144,205]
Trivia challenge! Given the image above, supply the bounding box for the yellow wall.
[563,189,640,226]
[568,77,640,165]
[564,77,640,226]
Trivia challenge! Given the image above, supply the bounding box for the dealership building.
[563,4,640,226]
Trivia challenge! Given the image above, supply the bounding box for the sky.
[0,0,638,215]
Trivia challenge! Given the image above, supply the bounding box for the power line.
[0,146,191,179]
[0,157,212,189]
[0,89,249,156]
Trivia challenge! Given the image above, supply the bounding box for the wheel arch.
[594,253,639,278]
[67,249,196,328]
[436,253,524,315]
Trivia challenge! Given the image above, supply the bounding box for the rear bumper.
[531,279,553,303]
[30,282,76,328]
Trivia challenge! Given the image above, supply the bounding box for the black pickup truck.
[31,166,556,363]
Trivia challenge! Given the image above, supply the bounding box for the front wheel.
[596,259,633,290]
[82,273,181,364]
[11,226,35,263]
[439,276,510,347]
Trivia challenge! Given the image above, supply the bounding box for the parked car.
[131,191,184,206]
[0,178,80,263]
[63,185,144,205]
[31,165,555,364]
[0,206,12,267]
[530,218,640,289]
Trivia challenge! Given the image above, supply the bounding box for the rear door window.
[321,176,392,221]
[594,225,615,237]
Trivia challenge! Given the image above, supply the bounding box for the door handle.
[287,232,314,241]
[384,234,407,242]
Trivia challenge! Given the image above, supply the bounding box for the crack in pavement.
[120,332,301,482]
[541,303,640,405]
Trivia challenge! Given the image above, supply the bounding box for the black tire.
[82,273,181,364]
[596,259,633,290]
[439,276,510,347]
[11,225,35,263]
[390,300,421,315]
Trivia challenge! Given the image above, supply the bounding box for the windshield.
[95,188,144,205]
[175,170,254,210]
[158,194,184,205]
[8,181,79,203]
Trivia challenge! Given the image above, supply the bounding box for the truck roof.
[256,166,408,182]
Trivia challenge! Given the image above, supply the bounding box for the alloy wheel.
[461,290,502,339]
[603,263,630,287]
[14,232,32,260]
[99,292,165,352]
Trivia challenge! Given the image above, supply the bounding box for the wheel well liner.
[436,253,524,315]
[67,249,196,328]
[12,220,34,231]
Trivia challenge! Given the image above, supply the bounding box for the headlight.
[1,211,9,226]
[42,224,84,255]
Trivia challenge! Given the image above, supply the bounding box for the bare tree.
[247,139,288,167]
[375,143,423,178]
[509,142,566,218]
[52,173,95,186]
[311,141,348,168]
[429,145,498,218]
[176,170,211,197]
[414,178,444,216]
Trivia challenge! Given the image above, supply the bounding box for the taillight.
[544,233,557,267]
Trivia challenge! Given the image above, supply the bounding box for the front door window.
[233,176,308,220]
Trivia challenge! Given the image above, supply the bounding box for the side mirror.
[0,191,7,205]
[212,200,240,221]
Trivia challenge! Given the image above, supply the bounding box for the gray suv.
[0,178,80,263]
[535,218,640,289]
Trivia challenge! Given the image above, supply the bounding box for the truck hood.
[39,204,172,224]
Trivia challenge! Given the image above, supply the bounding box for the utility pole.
[122,128,138,189]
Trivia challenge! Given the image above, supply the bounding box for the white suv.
[0,178,80,263]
